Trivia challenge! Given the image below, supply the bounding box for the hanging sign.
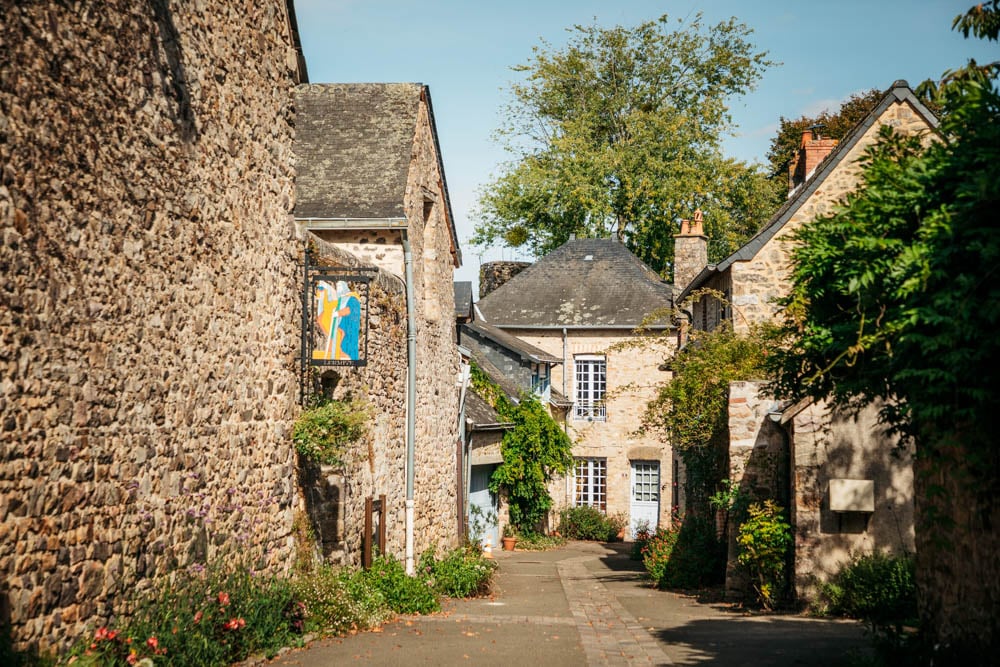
[306,272,371,367]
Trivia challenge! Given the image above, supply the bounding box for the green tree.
[768,3,1000,656]
[469,363,573,533]
[473,14,777,277]
[764,88,882,193]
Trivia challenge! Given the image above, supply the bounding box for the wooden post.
[363,496,373,569]
[377,494,387,557]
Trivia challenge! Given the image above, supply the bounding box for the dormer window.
[531,363,551,400]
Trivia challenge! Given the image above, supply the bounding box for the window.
[575,458,606,511]
[574,355,606,420]
[530,363,550,398]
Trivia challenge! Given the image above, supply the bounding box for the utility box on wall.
[829,479,875,513]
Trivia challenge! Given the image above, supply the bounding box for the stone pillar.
[479,261,531,299]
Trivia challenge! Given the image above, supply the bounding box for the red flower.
[218,591,231,607]
[223,617,246,631]
[193,610,203,623]
[147,636,158,649]
[126,650,138,665]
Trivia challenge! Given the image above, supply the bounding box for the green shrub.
[358,556,439,615]
[558,506,625,542]
[821,552,917,637]
[516,532,567,551]
[293,399,367,465]
[641,516,725,589]
[418,545,497,598]
[630,520,653,560]
[68,561,300,667]
[736,500,792,609]
[293,564,390,635]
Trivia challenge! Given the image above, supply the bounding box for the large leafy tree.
[473,14,777,277]
[768,3,1000,656]
[764,88,882,194]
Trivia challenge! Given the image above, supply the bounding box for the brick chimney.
[673,209,708,292]
[788,126,838,192]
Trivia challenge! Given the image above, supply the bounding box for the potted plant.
[501,524,518,551]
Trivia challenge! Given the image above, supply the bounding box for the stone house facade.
[476,239,676,538]
[1,0,307,650]
[676,81,936,600]
[293,83,463,566]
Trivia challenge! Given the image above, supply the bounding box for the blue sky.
[294,1,997,289]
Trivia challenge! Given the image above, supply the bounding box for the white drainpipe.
[402,232,417,575]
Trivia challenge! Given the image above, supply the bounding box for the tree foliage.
[473,13,777,277]
[767,2,1000,654]
[764,88,883,192]
[469,363,573,533]
[643,321,771,511]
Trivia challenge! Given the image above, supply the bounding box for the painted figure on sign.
[332,280,361,360]
[313,280,362,361]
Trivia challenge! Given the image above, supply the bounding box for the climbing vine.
[470,363,573,533]
[642,321,773,514]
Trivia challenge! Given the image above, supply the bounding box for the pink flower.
[193,610,203,623]
[218,591,230,607]
[126,650,138,665]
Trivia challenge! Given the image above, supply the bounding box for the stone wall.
[728,100,935,332]
[303,92,461,561]
[406,96,462,551]
[788,399,914,601]
[0,1,303,650]
[479,261,531,299]
[301,239,409,563]
[725,382,914,602]
[511,329,676,536]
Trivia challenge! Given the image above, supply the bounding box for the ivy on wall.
[643,321,773,513]
[469,363,573,533]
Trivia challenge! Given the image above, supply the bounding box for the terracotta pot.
[501,536,517,551]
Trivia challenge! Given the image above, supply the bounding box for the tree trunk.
[913,430,999,660]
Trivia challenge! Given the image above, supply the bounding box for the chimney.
[788,125,838,192]
[479,260,532,299]
[673,209,707,292]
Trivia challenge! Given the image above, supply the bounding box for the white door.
[468,465,499,549]
[630,461,660,539]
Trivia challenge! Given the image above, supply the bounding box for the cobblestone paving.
[558,556,673,666]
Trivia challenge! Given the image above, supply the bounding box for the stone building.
[675,81,937,600]
[293,83,464,570]
[476,238,676,538]
[1,0,307,650]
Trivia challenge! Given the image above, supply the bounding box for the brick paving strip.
[402,613,576,626]
[558,555,674,666]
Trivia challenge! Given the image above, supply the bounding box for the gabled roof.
[454,281,473,321]
[678,80,939,302]
[292,83,461,264]
[477,238,674,329]
[462,320,562,364]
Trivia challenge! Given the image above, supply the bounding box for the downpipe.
[402,232,417,575]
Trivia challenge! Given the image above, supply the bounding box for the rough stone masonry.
[1,1,304,650]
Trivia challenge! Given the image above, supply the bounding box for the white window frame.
[574,457,607,512]
[574,355,607,421]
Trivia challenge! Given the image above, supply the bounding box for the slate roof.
[454,281,473,321]
[292,83,460,263]
[678,80,939,301]
[462,320,562,364]
[476,238,674,329]
[469,349,522,403]
[464,391,511,431]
